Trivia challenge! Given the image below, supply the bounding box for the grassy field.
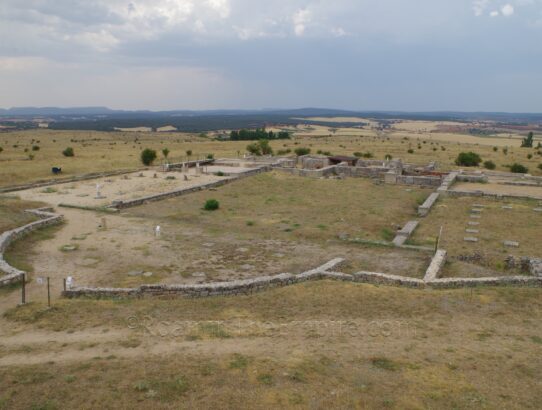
[1,126,541,189]
[1,173,431,290]
[1,282,542,409]
[1,121,542,409]
[410,196,542,277]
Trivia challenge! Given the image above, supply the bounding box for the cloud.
[501,4,515,16]
[473,0,490,16]
[490,10,500,16]
[292,8,311,36]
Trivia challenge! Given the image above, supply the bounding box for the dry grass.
[411,196,542,276]
[1,126,540,189]
[2,282,542,409]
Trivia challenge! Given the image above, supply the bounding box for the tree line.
[230,128,290,141]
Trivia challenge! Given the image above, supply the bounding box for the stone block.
[503,241,519,248]
[465,229,479,234]
[464,237,479,242]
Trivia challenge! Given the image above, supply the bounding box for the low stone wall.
[446,189,542,201]
[63,258,346,298]
[437,171,459,193]
[418,192,440,217]
[457,174,488,183]
[166,159,214,170]
[0,168,141,194]
[111,166,271,209]
[427,276,542,289]
[0,208,64,287]
[276,166,337,178]
[396,175,442,187]
[424,250,447,282]
[392,220,419,246]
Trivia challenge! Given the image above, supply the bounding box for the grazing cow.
[52,167,62,175]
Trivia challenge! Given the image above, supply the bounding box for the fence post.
[63,278,66,292]
[47,277,51,308]
[21,273,26,305]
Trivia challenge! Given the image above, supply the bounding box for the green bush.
[509,163,528,174]
[207,153,214,159]
[407,149,414,154]
[140,148,157,166]
[32,145,40,151]
[483,160,496,170]
[455,152,481,167]
[294,147,311,156]
[203,199,219,211]
[538,164,542,170]
[62,147,74,157]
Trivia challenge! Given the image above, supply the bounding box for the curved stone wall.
[0,208,63,286]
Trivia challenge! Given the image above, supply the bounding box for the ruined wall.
[0,208,64,286]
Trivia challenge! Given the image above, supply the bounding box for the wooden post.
[21,273,26,305]
[63,278,66,292]
[47,277,51,308]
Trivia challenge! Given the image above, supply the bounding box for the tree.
[141,148,157,166]
[455,152,482,167]
[521,132,534,148]
[246,142,261,156]
[162,148,170,159]
[259,139,273,156]
[483,160,496,170]
[509,163,528,174]
[62,147,74,157]
[294,147,311,156]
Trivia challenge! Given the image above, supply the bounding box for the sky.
[1,0,542,112]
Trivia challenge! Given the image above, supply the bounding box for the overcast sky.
[1,0,541,111]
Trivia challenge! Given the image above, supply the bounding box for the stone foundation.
[0,208,64,287]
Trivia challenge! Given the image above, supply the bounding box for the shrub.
[215,171,225,176]
[162,148,170,159]
[407,149,414,154]
[203,199,219,211]
[538,164,542,170]
[483,160,496,170]
[509,163,528,174]
[493,146,498,152]
[276,149,291,155]
[455,152,481,167]
[186,150,192,157]
[62,147,74,157]
[521,132,534,148]
[527,154,533,159]
[362,152,374,158]
[32,145,40,151]
[294,147,311,156]
[140,148,157,166]
[502,147,508,155]
[207,153,214,159]
[353,152,362,157]
[0,147,3,153]
[384,154,392,160]
[246,142,261,156]
[28,154,35,160]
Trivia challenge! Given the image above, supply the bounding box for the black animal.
[52,167,62,175]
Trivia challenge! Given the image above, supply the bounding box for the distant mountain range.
[1,106,542,122]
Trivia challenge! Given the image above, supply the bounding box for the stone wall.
[418,192,440,217]
[0,208,64,287]
[423,250,447,282]
[396,175,442,187]
[63,258,346,298]
[111,166,271,209]
[0,169,142,194]
[392,220,419,246]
